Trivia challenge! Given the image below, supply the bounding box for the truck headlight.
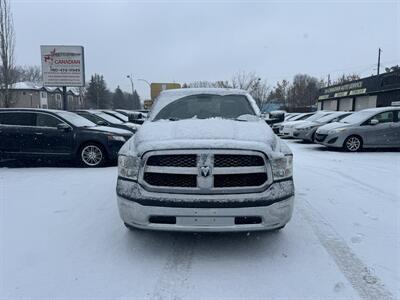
[271,155,293,180]
[118,155,140,181]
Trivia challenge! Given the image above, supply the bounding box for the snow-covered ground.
[1,140,399,300]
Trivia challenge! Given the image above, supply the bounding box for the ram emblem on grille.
[200,165,211,177]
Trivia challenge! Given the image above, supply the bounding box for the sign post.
[40,45,85,110]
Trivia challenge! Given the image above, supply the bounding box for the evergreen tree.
[112,86,125,109]
[84,74,111,109]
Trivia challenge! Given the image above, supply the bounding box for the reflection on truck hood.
[120,118,286,158]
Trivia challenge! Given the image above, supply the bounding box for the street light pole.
[126,74,134,95]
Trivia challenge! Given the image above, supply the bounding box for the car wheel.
[79,143,106,167]
[344,135,363,152]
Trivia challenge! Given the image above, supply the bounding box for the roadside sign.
[41,45,85,87]
[150,82,181,100]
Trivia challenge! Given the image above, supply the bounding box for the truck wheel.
[343,135,363,152]
[79,143,106,167]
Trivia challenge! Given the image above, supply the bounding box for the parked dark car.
[115,109,148,124]
[0,109,133,167]
[75,110,140,133]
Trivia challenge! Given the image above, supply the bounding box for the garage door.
[339,98,353,111]
[355,95,377,111]
[323,99,337,111]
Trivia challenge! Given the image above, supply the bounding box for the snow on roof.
[149,88,260,119]
[8,81,80,95]
[10,81,42,90]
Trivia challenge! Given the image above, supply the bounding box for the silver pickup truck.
[116,88,294,232]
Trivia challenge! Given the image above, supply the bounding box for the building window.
[40,92,47,99]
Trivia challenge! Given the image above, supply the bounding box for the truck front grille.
[214,173,268,187]
[146,154,197,167]
[214,154,264,167]
[144,173,197,187]
[140,150,271,194]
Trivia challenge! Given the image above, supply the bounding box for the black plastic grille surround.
[144,173,197,187]
[315,133,328,142]
[146,154,197,167]
[214,173,268,187]
[214,154,264,167]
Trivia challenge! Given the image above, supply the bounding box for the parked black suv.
[0,109,133,167]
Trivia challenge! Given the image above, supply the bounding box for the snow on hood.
[283,120,308,128]
[316,122,352,134]
[88,126,133,136]
[294,121,319,129]
[119,118,289,159]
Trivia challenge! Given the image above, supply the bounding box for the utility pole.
[127,74,134,95]
[377,48,382,75]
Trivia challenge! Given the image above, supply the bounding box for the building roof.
[7,81,81,95]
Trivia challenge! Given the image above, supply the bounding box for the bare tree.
[15,65,42,83]
[332,73,360,85]
[0,0,15,107]
[231,71,270,107]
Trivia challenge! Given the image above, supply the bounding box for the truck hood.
[120,118,287,158]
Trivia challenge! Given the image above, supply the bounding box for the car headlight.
[118,155,140,181]
[107,135,126,142]
[271,154,293,180]
[328,127,347,134]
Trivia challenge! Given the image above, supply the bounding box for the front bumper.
[293,129,315,141]
[315,132,345,148]
[280,126,295,138]
[116,179,294,232]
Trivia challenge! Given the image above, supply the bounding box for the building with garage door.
[317,70,400,111]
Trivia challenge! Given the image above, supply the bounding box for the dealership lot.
[1,140,399,300]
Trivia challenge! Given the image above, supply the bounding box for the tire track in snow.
[299,163,397,201]
[298,198,395,300]
[151,234,196,300]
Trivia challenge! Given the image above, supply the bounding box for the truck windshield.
[153,94,255,121]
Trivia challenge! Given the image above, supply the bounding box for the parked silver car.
[315,107,400,151]
[292,111,352,142]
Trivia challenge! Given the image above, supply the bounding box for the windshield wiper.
[168,117,180,121]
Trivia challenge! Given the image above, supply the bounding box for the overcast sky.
[12,0,399,99]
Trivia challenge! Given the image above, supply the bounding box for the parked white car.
[116,88,294,232]
[280,111,331,137]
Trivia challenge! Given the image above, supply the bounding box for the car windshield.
[339,110,375,124]
[93,112,124,124]
[105,111,129,122]
[153,94,256,121]
[316,113,345,123]
[55,111,96,127]
[305,112,332,122]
